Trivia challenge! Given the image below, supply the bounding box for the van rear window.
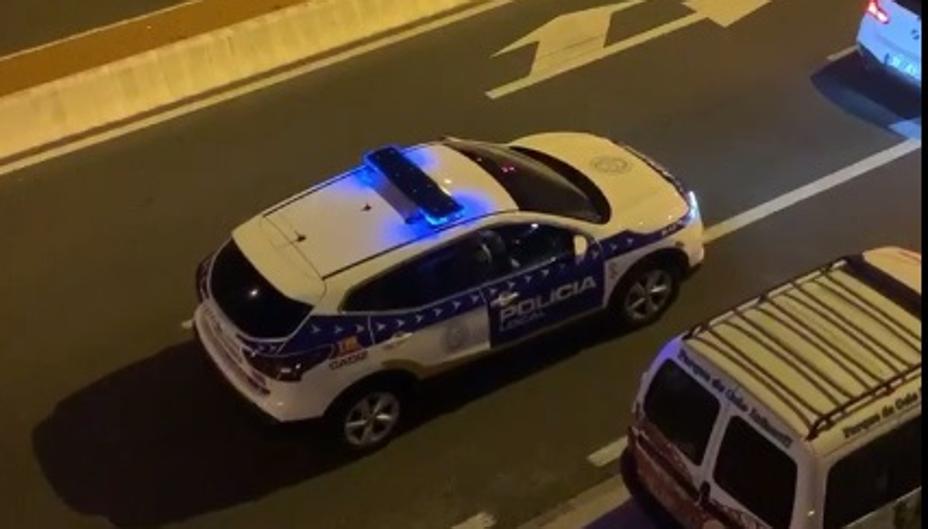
[713,416,797,528]
[824,415,922,528]
[644,360,720,465]
[209,241,312,338]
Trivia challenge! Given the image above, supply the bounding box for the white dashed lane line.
[586,436,628,468]
[452,511,497,529]
[826,44,857,62]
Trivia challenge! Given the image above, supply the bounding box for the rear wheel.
[326,381,408,452]
[611,260,681,328]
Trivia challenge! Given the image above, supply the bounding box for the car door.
[701,399,802,529]
[820,414,922,529]
[482,222,604,348]
[634,356,733,529]
[342,234,501,371]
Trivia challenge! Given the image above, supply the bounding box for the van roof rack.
[684,254,922,442]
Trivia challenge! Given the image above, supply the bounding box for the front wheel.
[611,262,680,328]
[327,384,405,452]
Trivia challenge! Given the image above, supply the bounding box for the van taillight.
[867,0,890,23]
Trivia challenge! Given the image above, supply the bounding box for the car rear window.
[824,415,922,528]
[713,416,797,529]
[643,360,721,465]
[209,241,312,338]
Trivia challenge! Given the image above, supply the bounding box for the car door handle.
[384,331,412,348]
[491,292,520,307]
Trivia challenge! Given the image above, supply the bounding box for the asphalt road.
[0,0,921,528]
[0,0,185,56]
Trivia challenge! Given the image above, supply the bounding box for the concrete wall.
[0,0,481,162]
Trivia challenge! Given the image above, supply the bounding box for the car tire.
[325,379,409,452]
[610,258,681,329]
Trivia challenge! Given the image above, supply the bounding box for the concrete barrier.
[0,0,482,163]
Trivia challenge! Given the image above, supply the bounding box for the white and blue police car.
[858,0,922,88]
[194,132,704,450]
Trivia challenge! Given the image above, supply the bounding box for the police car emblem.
[591,156,630,174]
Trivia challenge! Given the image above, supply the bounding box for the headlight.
[685,191,700,223]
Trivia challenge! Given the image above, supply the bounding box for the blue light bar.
[364,146,463,226]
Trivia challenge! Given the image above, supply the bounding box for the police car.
[858,0,922,88]
[194,132,704,450]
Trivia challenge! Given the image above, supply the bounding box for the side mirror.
[573,235,589,262]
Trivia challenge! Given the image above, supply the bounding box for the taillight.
[867,0,890,23]
[246,346,331,382]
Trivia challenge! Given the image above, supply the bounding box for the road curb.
[0,0,485,164]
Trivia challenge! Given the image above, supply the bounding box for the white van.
[623,247,922,529]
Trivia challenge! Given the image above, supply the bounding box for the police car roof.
[258,143,517,279]
[683,247,922,453]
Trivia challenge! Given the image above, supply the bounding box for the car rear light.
[867,0,890,23]
[246,347,331,382]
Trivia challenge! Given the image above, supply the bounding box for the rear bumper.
[624,429,709,529]
[857,18,922,88]
[194,304,295,422]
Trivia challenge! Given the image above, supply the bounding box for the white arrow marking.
[493,1,646,75]
[488,0,770,99]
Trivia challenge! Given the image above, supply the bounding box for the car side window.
[713,416,797,529]
[643,360,721,465]
[824,415,922,529]
[491,223,576,271]
[344,235,499,312]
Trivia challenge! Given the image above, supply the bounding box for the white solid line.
[452,512,497,529]
[704,139,922,244]
[826,45,857,62]
[0,0,203,62]
[488,12,705,99]
[180,319,194,330]
[586,436,628,468]
[0,0,516,179]
[518,475,631,529]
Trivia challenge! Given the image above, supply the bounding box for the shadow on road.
[33,313,622,527]
[811,53,921,140]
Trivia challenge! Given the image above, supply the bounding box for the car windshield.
[209,240,312,338]
[446,141,609,223]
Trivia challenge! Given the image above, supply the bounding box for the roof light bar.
[364,146,463,226]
